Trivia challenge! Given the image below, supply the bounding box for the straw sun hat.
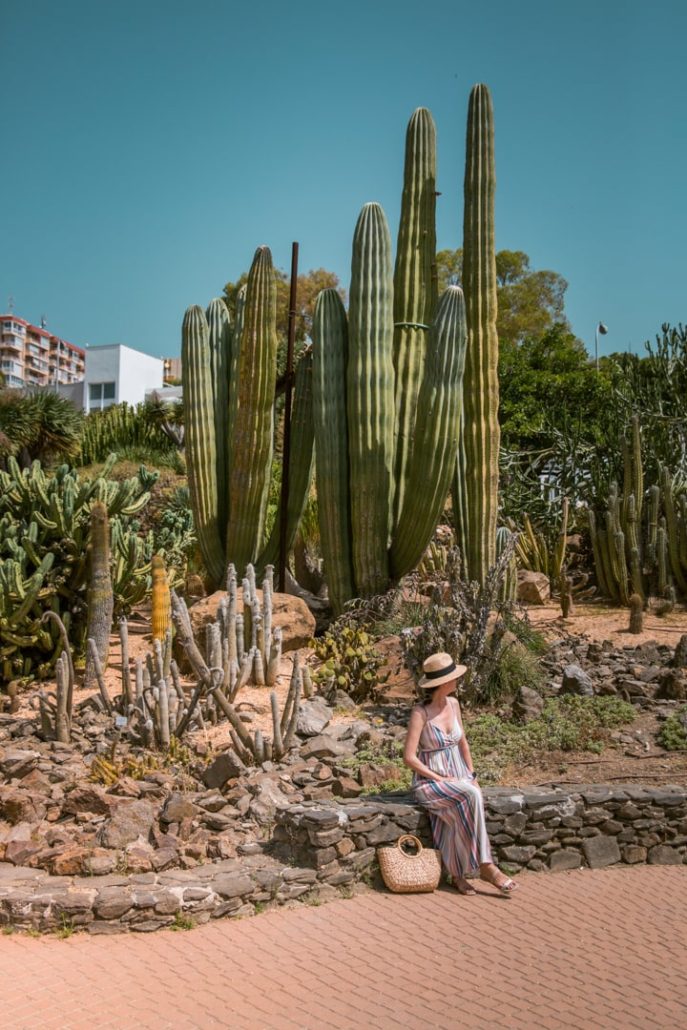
[419,652,468,690]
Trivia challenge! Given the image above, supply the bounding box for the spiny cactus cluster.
[182,251,314,588]
[170,588,308,763]
[312,107,468,612]
[79,401,176,466]
[0,457,154,684]
[589,416,687,606]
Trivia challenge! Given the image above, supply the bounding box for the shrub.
[465,696,636,783]
[657,708,687,751]
[481,641,546,706]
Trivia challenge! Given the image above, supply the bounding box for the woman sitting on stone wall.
[403,652,519,895]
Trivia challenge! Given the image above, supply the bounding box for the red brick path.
[1,866,686,1029]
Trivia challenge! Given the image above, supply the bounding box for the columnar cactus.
[390,286,467,576]
[182,305,225,586]
[392,107,438,527]
[454,83,499,587]
[226,247,279,569]
[84,501,114,688]
[312,290,355,613]
[183,247,294,588]
[312,109,470,611]
[347,203,396,597]
[588,415,687,604]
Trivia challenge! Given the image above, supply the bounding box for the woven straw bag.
[377,834,442,894]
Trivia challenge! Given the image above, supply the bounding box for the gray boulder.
[98,800,158,849]
[559,664,594,697]
[296,697,333,738]
[512,684,544,723]
[201,750,247,789]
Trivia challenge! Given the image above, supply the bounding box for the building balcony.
[1,336,23,352]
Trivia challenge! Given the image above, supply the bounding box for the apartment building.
[0,313,85,389]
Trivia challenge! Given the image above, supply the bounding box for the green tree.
[436,247,571,346]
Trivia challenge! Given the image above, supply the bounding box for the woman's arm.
[403,708,447,782]
[453,698,477,779]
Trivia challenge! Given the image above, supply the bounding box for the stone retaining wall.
[1,784,684,933]
[276,783,687,883]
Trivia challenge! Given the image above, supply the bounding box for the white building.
[53,343,164,412]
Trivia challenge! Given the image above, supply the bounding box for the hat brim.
[419,664,468,690]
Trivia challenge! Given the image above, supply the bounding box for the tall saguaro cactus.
[312,289,354,613]
[183,246,298,588]
[347,203,396,597]
[391,286,467,576]
[226,246,279,569]
[454,83,499,587]
[392,107,438,527]
[182,305,225,586]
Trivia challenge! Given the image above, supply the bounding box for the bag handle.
[397,834,423,855]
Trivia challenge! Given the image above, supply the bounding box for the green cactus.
[183,248,280,587]
[347,202,395,597]
[496,526,518,602]
[182,305,226,586]
[84,501,114,688]
[311,289,355,614]
[589,416,687,604]
[391,286,467,577]
[256,349,315,573]
[453,83,500,588]
[226,246,279,569]
[206,297,232,535]
[0,458,182,687]
[392,107,438,528]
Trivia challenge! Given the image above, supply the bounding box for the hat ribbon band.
[425,661,457,680]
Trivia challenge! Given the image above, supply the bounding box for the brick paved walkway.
[1,866,685,1030]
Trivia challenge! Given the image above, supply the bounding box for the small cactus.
[628,593,644,634]
[151,556,172,642]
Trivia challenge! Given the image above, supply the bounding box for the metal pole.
[278,242,299,594]
[595,325,599,372]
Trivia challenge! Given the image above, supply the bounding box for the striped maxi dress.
[412,699,493,879]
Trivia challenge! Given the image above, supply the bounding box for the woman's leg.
[414,780,492,879]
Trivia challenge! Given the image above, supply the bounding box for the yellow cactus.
[151,555,171,642]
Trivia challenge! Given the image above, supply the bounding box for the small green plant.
[466,696,636,783]
[311,624,389,702]
[2,925,14,935]
[171,912,196,931]
[54,915,75,939]
[481,641,546,706]
[657,707,687,751]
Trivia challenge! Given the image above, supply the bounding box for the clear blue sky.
[1,0,685,360]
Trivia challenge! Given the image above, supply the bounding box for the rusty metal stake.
[278,242,299,593]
